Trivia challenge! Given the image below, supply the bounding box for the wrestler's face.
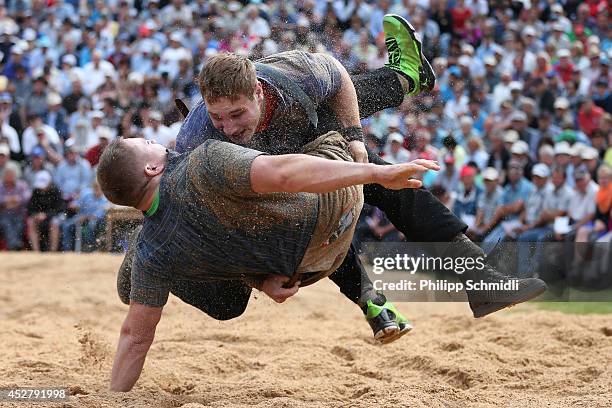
[123,137,168,168]
[205,83,264,145]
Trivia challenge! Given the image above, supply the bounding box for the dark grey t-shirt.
[176,50,343,155]
[130,141,318,307]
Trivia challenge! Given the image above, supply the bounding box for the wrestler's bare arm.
[110,302,162,392]
[250,154,439,194]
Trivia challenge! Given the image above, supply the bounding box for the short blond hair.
[198,53,257,103]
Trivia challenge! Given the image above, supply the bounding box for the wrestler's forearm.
[110,331,152,392]
[251,154,380,193]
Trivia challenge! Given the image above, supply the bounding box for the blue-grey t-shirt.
[130,141,319,307]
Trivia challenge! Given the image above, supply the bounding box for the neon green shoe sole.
[365,300,413,344]
[383,14,436,95]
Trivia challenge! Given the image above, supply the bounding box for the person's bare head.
[97,137,167,209]
[198,53,264,145]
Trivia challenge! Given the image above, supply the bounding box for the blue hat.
[448,66,461,76]
[0,92,11,103]
[31,146,45,157]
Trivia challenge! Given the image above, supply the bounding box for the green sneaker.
[365,300,413,344]
[383,14,436,95]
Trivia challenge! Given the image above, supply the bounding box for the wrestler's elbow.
[251,156,295,193]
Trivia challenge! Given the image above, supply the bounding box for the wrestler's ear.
[254,81,263,100]
[144,163,165,177]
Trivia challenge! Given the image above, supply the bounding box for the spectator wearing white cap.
[143,110,176,148]
[85,126,114,168]
[538,144,555,168]
[471,167,502,239]
[44,93,69,140]
[465,135,489,171]
[553,48,575,84]
[26,169,64,252]
[1,44,29,81]
[582,146,601,182]
[381,132,409,164]
[161,32,192,80]
[491,70,513,112]
[510,140,534,180]
[52,54,80,97]
[566,165,599,234]
[514,163,552,235]
[515,162,574,276]
[482,159,534,252]
[553,97,572,125]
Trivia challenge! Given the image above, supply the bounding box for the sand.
[0,252,611,408]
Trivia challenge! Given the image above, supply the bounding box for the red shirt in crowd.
[578,104,604,137]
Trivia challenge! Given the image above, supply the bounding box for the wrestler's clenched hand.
[376,159,440,190]
[260,275,300,303]
[348,140,369,163]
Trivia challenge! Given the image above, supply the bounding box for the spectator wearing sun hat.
[453,164,483,228]
[472,167,503,238]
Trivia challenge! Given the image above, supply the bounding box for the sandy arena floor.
[0,253,611,408]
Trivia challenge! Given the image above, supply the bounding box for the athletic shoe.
[116,225,142,305]
[365,300,413,344]
[383,14,436,95]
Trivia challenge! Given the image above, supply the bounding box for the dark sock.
[360,291,387,314]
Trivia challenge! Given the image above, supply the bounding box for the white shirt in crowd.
[21,125,61,155]
[568,181,599,222]
[143,125,178,148]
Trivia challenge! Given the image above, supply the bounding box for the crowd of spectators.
[0,0,610,260]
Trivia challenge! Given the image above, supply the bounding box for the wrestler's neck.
[137,178,162,212]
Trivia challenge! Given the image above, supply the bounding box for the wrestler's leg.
[170,279,251,321]
[328,244,412,344]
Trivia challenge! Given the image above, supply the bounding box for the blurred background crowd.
[0,0,610,254]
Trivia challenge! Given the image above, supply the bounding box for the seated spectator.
[538,144,555,168]
[22,115,62,160]
[471,167,503,240]
[465,136,489,170]
[575,165,611,243]
[434,154,460,193]
[143,110,175,147]
[0,165,30,250]
[61,181,109,251]
[510,140,534,180]
[54,140,93,207]
[85,126,113,168]
[453,165,482,228]
[430,184,454,211]
[23,146,55,188]
[26,170,64,251]
[45,92,69,141]
[556,165,600,242]
[381,132,409,164]
[0,143,20,179]
[482,160,534,252]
